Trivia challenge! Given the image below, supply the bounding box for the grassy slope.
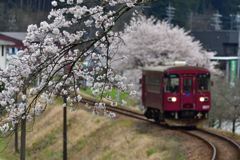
[0,102,184,160]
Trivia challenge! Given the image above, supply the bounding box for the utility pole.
[236,13,240,79]
[63,92,67,160]
[189,11,193,30]
[211,10,222,30]
[166,3,175,29]
[63,66,67,160]
[15,93,19,153]
[230,14,233,30]
[20,87,27,160]
[9,15,18,31]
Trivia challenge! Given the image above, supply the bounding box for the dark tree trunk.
[29,0,32,8]
[232,119,236,133]
[43,0,46,12]
[20,0,23,10]
[210,119,215,127]
[46,0,51,12]
[218,119,222,129]
[38,0,41,12]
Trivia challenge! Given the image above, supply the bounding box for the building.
[0,32,27,55]
[0,40,15,70]
[191,30,240,83]
[191,30,239,57]
[0,32,27,70]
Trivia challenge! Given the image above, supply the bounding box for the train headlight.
[199,97,205,102]
[199,97,209,102]
[172,97,177,102]
[168,97,177,102]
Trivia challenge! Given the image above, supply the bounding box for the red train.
[142,62,211,126]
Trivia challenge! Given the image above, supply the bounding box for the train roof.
[143,66,210,72]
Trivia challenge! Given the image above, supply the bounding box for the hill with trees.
[0,0,239,32]
[148,0,240,30]
[0,0,52,32]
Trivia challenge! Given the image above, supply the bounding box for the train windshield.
[197,74,210,92]
[164,74,179,93]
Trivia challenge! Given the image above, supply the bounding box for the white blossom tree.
[113,15,220,103]
[0,0,152,141]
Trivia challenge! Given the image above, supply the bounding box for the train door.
[181,75,196,110]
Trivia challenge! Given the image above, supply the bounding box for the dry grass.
[0,104,184,160]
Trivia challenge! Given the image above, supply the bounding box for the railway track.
[80,97,240,160]
[81,98,148,121]
[178,128,240,160]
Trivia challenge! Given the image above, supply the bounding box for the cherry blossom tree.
[113,15,220,104]
[0,0,152,140]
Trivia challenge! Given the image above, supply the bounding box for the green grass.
[54,97,65,105]
[41,149,61,159]
[116,120,133,127]
[67,119,72,126]
[0,138,8,152]
[80,88,130,104]
[0,137,19,159]
[177,154,185,160]
[31,131,57,151]
[95,119,100,123]
[100,150,116,160]
[147,149,158,156]
[77,137,88,150]
[167,138,175,142]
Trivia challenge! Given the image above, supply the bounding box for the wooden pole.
[15,123,18,153]
[15,93,19,153]
[63,65,67,160]
[20,88,26,160]
[20,110,26,159]
[63,90,67,160]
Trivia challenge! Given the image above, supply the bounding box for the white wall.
[0,45,6,70]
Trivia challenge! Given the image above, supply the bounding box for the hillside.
[0,102,199,160]
[0,0,239,32]
[149,0,240,30]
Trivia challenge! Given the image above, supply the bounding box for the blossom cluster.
[0,0,150,134]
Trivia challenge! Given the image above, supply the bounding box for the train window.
[164,74,179,93]
[146,76,160,93]
[197,74,210,92]
[183,79,192,93]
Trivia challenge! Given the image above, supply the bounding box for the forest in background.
[0,0,240,32]
[0,0,52,32]
[149,0,240,30]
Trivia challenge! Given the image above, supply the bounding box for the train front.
[164,69,211,126]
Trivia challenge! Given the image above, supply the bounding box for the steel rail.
[197,128,240,159]
[81,97,143,116]
[81,100,147,121]
[178,128,216,160]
